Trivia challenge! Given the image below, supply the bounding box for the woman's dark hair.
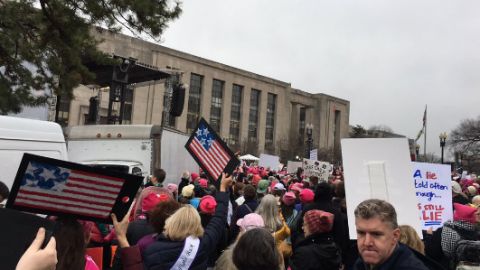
[314,181,333,202]
[150,200,181,233]
[243,185,256,201]
[233,228,280,270]
[54,218,86,270]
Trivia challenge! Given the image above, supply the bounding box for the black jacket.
[290,233,342,270]
[178,178,190,196]
[353,243,429,270]
[228,199,258,242]
[142,192,229,270]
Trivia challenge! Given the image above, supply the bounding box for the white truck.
[0,116,68,191]
[64,125,198,185]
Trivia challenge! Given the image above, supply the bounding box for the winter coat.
[353,243,429,270]
[228,199,258,242]
[141,191,229,270]
[290,233,342,270]
[441,220,478,260]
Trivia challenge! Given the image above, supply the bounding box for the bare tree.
[449,117,480,158]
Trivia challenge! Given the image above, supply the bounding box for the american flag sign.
[185,118,239,181]
[14,161,124,219]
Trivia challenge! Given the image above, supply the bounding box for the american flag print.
[186,122,232,181]
[14,161,124,219]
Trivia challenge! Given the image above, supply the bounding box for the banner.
[412,162,453,230]
[287,161,302,174]
[259,154,280,170]
[302,159,332,182]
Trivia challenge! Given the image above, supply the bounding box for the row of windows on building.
[186,73,276,147]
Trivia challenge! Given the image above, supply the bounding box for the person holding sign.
[353,199,429,270]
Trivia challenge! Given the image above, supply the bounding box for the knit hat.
[282,192,296,206]
[299,189,315,204]
[181,184,195,198]
[453,203,478,224]
[198,178,208,188]
[290,182,304,193]
[167,183,178,194]
[257,179,269,194]
[199,195,217,215]
[303,210,334,234]
[274,183,286,191]
[236,213,265,231]
[452,181,462,194]
[191,173,200,181]
[467,186,478,196]
[141,193,170,213]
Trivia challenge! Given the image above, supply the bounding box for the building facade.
[61,30,350,161]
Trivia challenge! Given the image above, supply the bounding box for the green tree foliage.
[0,0,181,114]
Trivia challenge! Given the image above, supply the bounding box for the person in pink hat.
[441,203,480,261]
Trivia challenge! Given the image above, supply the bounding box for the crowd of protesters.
[4,162,480,270]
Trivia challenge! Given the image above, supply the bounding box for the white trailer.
[0,116,68,191]
[64,125,198,185]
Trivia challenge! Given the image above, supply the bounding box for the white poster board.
[302,159,332,182]
[259,154,280,170]
[287,161,302,173]
[341,138,422,239]
[413,162,453,230]
[309,149,318,160]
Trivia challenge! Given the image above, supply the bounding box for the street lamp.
[439,132,447,164]
[415,144,420,161]
[305,123,314,159]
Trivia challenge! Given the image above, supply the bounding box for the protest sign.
[287,161,302,174]
[341,138,422,239]
[309,149,318,160]
[259,153,280,170]
[7,153,142,223]
[412,162,453,230]
[302,159,332,182]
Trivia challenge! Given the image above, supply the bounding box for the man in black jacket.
[353,199,428,270]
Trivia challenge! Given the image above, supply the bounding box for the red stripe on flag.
[68,177,123,188]
[14,202,108,219]
[17,189,114,207]
[71,170,124,183]
[212,141,230,163]
[63,189,117,201]
[192,139,223,178]
[66,183,119,195]
[189,140,219,179]
[211,142,229,166]
[16,195,111,213]
[191,139,222,176]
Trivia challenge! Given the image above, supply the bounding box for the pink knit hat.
[453,203,478,224]
[198,178,208,188]
[282,191,296,206]
[299,189,315,204]
[236,213,265,231]
[199,195,217,215]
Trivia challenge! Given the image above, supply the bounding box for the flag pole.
[424,105,427,161]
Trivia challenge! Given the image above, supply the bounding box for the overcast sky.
[158,0,480,158]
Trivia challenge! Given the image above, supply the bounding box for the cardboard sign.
[341,138,422,239]
[412,162,453,230]
[7,153,142,224]
[302,159,332,182]
[287,161,302,174]
[259,153,280,171]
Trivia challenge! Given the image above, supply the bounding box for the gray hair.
[255,194,282,232]
[354,199,398,229]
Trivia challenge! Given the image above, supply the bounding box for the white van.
[0,116,68,190]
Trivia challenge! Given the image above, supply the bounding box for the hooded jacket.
[290,233,341,270]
